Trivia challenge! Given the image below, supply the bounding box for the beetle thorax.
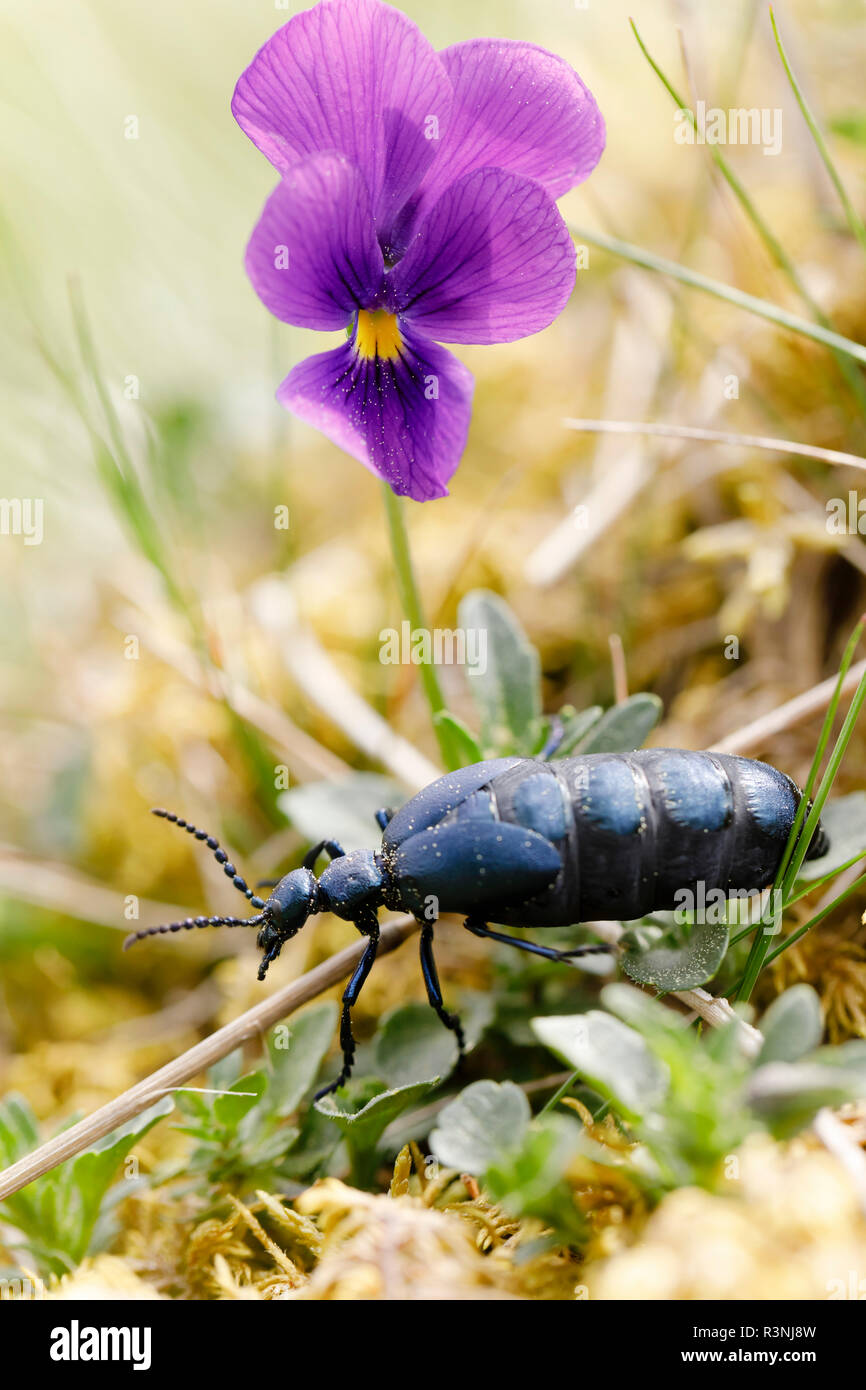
[318,850,387,920]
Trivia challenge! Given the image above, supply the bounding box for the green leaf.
[279,773,405,852]
[622,918,730,991]
[809,1040,866,1081]
[458,590,542,756]
[430,1080,530,1174]
[65,1098,174,1260]
[315,1077,438,1156]
[1,1097,175,1272]
[250,1125,301,1165]
[759,985,824,1064]
[268,1002,338,1116]
[433,712,482,767]
[374,1003,462,1090]
[550,705,603,758]
[795,793,866,881]
[602,981,687,1037]
[485,1114,585,1241]
[0,1094,40,1167]
[532,1011,667,1120]
[574,693,663,754]
[212,1072,267,1130]
[208,1049,244,1094]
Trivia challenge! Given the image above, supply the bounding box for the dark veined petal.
[245,154,385,330]
[393,38,604,245]
[388,167,576,345]
[232,0,452,244]
[277,320,473,501]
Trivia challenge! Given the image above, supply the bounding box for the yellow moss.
[48,1256,165,1301]
[770,924,866,1041]
[586,1135,866,1300]
[290,1179,519,1300]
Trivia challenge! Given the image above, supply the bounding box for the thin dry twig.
[114,595,350,783]
[562,417,866,471]
[675,987,764,1057]
[711,659,866,754]
[0,914,419,1203]
[609,634,629,704]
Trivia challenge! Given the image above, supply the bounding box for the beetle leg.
[419,920,466,1055]
[314,911,380,1101]
[302,839,346,871]
[374,807,394,831]
[259,836,344,888]
[463,916,614,965]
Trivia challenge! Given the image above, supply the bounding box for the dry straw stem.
[562,418,866,471]
[0,914,419,1203]
[525,273,672,587]
[712,660,866,755]
[247,576,441,792]
[675,987,763,1058]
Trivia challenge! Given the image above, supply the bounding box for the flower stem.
[381,482,456,769]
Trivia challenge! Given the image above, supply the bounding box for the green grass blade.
[63,282,190,619]
[780,661,866,896]
[762,870,866,969]
[727,845,866,950]
[569,225,866,369]
[770,8,866,263]
[629,19,866,417]
[735,618,865,1000]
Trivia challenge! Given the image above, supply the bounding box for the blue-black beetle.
[125,749,828,1097]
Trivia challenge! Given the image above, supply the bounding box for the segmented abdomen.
[486,750,822,927]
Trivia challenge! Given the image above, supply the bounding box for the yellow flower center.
[355,309,402,361]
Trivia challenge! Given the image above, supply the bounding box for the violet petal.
[389,166,577,345]
[277,324,474,501]
[232,0,452,245]
[245,153,385,330]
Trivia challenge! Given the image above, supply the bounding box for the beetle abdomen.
[568,751,794,920]
[383,751,826,930]
[489,750,822,926]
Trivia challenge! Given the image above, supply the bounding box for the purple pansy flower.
[233,0,604,500]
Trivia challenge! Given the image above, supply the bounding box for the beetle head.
[257,867,320,979]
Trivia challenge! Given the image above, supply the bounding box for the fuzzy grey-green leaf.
[280,773,405,852]
[430,1080,531,1174]
[458,590,541,756]
[574,693,663,754]
[268,1002,338,1116]
[315,1078,438,1154]
[622,918,730,991]
[759,985,823,1064]
[532,1011,667,1118]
